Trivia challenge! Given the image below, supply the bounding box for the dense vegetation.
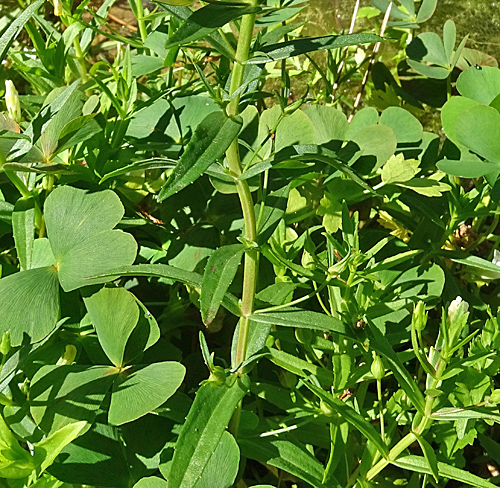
[1,0,500,487]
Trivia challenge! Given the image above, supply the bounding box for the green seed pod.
[295,328,313,345]
[370,353,385,380]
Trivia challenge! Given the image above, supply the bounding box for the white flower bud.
[5,80,21,123]
[448,296,469,323]
[53,0,63,16]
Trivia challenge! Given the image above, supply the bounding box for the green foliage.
[0,0,499,487]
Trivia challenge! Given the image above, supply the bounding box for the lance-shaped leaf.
[164,3,261,48]
[393,455,497,488]
[12,197,35,272]
[303,381,389,459]
[201,244,244,325]
[0,0,44,63]
[167,375,250,488]
[255,184,290,246]
[248,33,382,64]
[192,431,240,488]
[239,437,328,488]
[249,308,357,340]
[158,112,242,201]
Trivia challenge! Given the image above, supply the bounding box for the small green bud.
[370,352,385,380]
[56,344,77,365]
[319,399,336,417]
[0,332,10,356]
[207,366,226,385]
[295,328,313,345]
[5,81,21,124]
[265,335,275,348]
[412,301,427,332]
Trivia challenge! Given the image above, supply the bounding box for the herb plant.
[1,0,500,487]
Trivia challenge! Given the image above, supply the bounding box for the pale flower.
[448,296,469,323]
[478,249,500,281]
[5,80,21,123]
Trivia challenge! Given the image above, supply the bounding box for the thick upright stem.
[134,0,149,47]
[225,1,259,372]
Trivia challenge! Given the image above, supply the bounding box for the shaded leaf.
[201,244,244,325]
[239,437,327,488]
[303,381,389,458]
[84,287,140,367]
[44,186,137,291]
[108,361,186,425]
[30,365,116,434]
[0,266,59,346]
[12,197,35,271]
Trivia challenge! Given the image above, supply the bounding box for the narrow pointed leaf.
[250,308,357,339]
[201,244,244,325]
[365,324,426,414]
[303,381,389,458]
[158,112,242,201]
[414,434,439,482]
[248,33,382,64]
[193,431,240,488]
[12,197,35,271]
[164,3,261,48]
[168,375,250,488]
[256,185,290,245]
[0,0,44,63]
[239,437,328,488]
[393,455,497,488]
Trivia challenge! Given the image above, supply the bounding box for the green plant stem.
[0,149,42,228]
[134,0,149,47]
[225,0,258,372]
[73,36,88,83]
[377,379,385,442]
[365,356,448,482]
